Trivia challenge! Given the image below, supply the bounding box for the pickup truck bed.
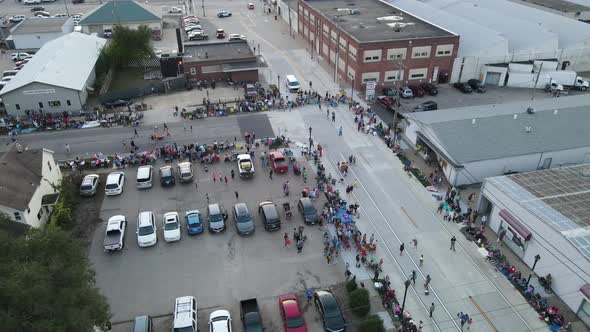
[103,230,123,251]
[240,298,262,332]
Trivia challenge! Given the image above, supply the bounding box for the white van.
[136,165,153,189]
[285,74,300,92]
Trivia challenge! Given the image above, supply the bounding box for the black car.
[413,101,438,112]
[420,83,438,96]
[103,99,131,109]
[30,6,45,12]
[159,166,175,187]
[467,79,486,93]
[298,197,318,224]
[258,201,281,231]
[314,290,345,332]
[453,82,473,93]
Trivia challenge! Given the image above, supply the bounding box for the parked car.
[11,52,31,61]
[169,6,182,13]
[174,296,198,332]
[23,0,41,4]
[258,201,281,231]
[413,101,438,112]
[453,82,473,93]
[247,3,254,9]
[34,11,51,18]
[10,15,26,23]
[136,211,157,247]
[313,290,345,332]
[29,5,44,11]
[42,0,57,2]
[269,151,288,173]
[53,13,68,17]
[376,95,396,111]
[105,171,125,196]
[207,204,227,232]
[177,162,194,183]
[103,99,131,108]
[159,165,175,187]
[420,83,438,95]
[240,298,262,332]
[136,165,153,189]
[298,198,318,224]
[103,215,126,252]
[399,86,414,98]
[185,210,203,235]
[72,0,84,3]
[217,10,232,17]
[233,203,255,236]
[279,294,307,332]
[133,315,153,332]
[209,310,232,332]
[163,212,181,242]
[237,154,255,177]
[80,173,100,196]
[244,84,257,98]
[184,18,200,25]
[216,28,226,38]
[467,79,486,93]
[228,34,246,41]
[408,84,425,97]
[188,31,209,41]
[185,24,203,32]
[103,30,113,38]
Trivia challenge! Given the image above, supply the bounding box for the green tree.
[0,224,111,331]
[359,314,385,332]
[104,25,153,67]
[349,288,371,317]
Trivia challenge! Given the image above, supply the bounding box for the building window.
[190,67,197,75]
[14,212,21,221]
[408,68,428,80]
[323,24,329,37]
[48,101,61,107]
[411,46,431,59]
[387,48,407,60]
[66,100,71,106]
[38,102,43,108]
[361,72,380,83]
[347,66,356,80]
[37,208,43,220]
[47,161,52,171]
[435,44,453,57]
[384,70,403,82]
[16,104,20,110]
[348,45,357,60]
[363,50,381,63]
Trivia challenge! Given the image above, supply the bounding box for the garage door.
[485,72,501,86]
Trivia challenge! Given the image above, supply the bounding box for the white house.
[0,148,62,228]
[402,94,590,186]
[0,33,107,116]
[480,164,590,326]
[7,17,75,50]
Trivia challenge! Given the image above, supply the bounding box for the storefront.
[497,209,532,257]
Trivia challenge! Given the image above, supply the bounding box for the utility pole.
[333,15,341,83]
[63,0,70,17]
[287,0,292,38]
[392,58,405,131]
[532,62,543,100]
[201,0,205,16]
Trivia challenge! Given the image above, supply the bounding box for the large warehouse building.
[0,33,107,116]
[385,0,590,84]
[297,0,459,91]
[480,164,590,326]
[403,95,590,186]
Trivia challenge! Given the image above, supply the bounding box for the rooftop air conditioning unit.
[526,107,535,114]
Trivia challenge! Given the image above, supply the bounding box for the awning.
[41,193,59,206]
[416,131,461,168]
[581,284,590,300]
[499,209,532,241]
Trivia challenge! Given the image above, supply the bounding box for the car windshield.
[237,213,251,223]
[138,225,154,236]
[286,316,304,328]
[246,86,256,93]
[106,229,121,236]
[80,184,93,190]
[303,204,316,214]
[273,157,286,165]
[105,183,118,189]
[187,215,200,225]
[164,220,178,230]
[161,168,172,178]
[181,172,191,178]
[288,81,299,87]
[174,328,194,332]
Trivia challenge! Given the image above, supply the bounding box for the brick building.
[297,0,460,91]
[182,41,259,83]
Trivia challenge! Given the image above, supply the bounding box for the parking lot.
[89,143,347,331]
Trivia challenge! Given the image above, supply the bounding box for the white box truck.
[545,71,589,91]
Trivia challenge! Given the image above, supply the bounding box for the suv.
[314,290,345,332]
[420,83,438,95]
[413,101,438,112]
[160,166,175,187]
[136,211,157,247]
[173,296,198,332]
[177,162,194,183]
[105,171,125,196]
[467,79,486,93]
[298,198,318,224]
[453,82,473,93]
[80,174,99,196]
[408,84,425,97]
[399,86,414,98]
[207,204,227,232]
[233,203,255,236]
[258,201,281,231]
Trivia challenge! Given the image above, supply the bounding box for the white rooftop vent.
[471,118,477,125]
[387,22,415,29]
[553,109,559,115]
[377,15,404,21]
[513,114,518,120]
[526,106,536,114]
[525,126,533,133]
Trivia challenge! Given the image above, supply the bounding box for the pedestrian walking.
[424,274,431,291]
[410,270,417,285]
[338,126,343,136]
[412,238,418,249]
[373,269,380,281]
[190,125,193,132]
[326,108,330,119]
[355,254,361,268]
[134,128,138,137]
[223,176,228,184]
[205,193,210,204]
[419,254,424,267]
[418,321,423,331]
[318,102,322,110]
[235,191,239,200]
[293,228,300,243]
[306,289,313,303]
[332,111,335,122]
[429,303,435,318]
[399,243,405,256]
[269,169,273,179]
[345,268,352,281]
[297,239,304,253]
[231,169,235,179]
[326,253,332,264]
[65,144,71,153]
[212,172,217,183]
[283,232,291,248]
[450,236,457,251]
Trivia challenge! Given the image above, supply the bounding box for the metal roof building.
[403,94,590,186]
[0,33,107,116]
[7,17,75,49]
[480,164,590,326]
[79,0,161,37]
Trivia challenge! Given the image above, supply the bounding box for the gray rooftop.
[488,164,590,259]
[10,17,69,35]
[183,41,255,62]
[519,0,590,12]
[0,149,44,211]
[406,94,590,164]
[304,0,455,42]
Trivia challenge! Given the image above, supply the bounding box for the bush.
[349,288,370,317]
[359,314,385,332]
[50,176,80,230]
[346,279,358,293]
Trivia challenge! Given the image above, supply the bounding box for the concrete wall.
[482,179,590,319]
[12,32,65,50]
[1,82,83,116]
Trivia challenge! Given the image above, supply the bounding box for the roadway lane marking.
[469,295,499,332]
[400,206,418,227]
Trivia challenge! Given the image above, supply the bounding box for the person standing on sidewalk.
[296,239,304,253]
[338,126,343,136]
[450,236,457,251]
[424,275,431,293]
[399,243,405,256]
[429,303,436,318]
[269,169,273,180]
[410,270,417,285]
[283,233,291,248]
[412,238,418,249]
[355,254,361,268]
[332,111,336,122]
[419,254,424,267]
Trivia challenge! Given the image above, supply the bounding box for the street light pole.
[201,0,205,16]
[308,126,313,155]
[526,254,541,287]
[277,75,281,96]
[401,279,411,315]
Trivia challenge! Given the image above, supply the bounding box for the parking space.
[89,144,345,331]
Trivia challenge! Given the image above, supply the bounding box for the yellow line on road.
[469,295,498,332]
[400,207,417,227]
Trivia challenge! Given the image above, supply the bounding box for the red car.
[269,151,288,173]
[279,294,307,332]
[376,95,396,110]
[408,84,426,97]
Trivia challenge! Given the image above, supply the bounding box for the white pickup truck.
[103,215,126,252]
[237,154,254,178]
